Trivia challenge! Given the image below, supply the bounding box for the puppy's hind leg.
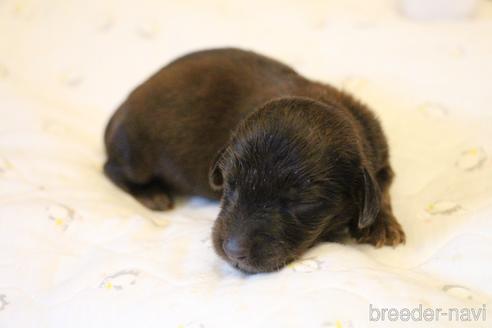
[131,181,174,211]
[104,161,174,211]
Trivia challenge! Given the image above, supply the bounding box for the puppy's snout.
[223,237,248,261]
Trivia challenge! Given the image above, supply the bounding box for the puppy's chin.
[212,231,297,273]
[222,250,296,274]
[232,256,297,274]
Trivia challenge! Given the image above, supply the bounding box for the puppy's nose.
[223,238,248,261]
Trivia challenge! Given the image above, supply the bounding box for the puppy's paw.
[356,215,405,248]
[136,193,173,211]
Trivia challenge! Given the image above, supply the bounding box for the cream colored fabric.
[1,0,491,327]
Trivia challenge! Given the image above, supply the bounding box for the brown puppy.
[104,48,405,273]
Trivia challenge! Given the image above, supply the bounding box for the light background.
[1,0,492,327]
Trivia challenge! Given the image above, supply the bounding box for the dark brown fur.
[104,48,405,273]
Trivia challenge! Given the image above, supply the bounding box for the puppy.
[104,48,405,273]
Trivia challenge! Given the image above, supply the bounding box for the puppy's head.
[210,97,380,273]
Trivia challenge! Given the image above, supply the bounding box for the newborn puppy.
[104,48,405,273]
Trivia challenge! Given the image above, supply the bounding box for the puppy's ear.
[356,166,381,229]
[209,148,226,191]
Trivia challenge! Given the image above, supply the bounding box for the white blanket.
[1,0,491,327]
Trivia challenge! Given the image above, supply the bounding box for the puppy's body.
[105,49,299,201]
[105,48,405,273]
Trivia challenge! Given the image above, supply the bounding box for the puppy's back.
[104,48,304,197]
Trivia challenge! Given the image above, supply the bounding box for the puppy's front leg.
[355,192,405,247]
[353,167,406,247]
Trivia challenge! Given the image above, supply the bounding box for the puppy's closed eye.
[293,201,326,213]
[285,200,327,217]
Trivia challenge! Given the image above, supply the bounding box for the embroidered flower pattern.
[99,270,140,291]
[0,294,9,312]
[425,201,461,215]
[456,147,487,171]
[47,204,76,231]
